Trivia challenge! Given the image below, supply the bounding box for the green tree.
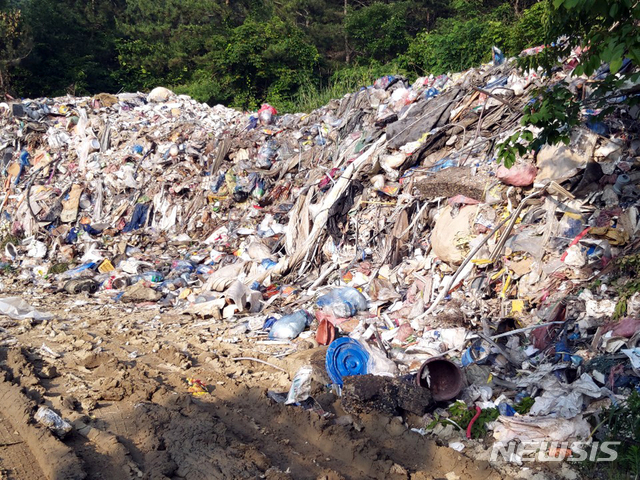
[12,0,123,97]
[0,1,31,95]
[345,2,410,64]
[115,0,228,92]
[282,0,346,69]
[219,16,320,109]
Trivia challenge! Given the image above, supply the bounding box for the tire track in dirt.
[0,412,45,480]
[0,301,509,480]
[0,374,85,480]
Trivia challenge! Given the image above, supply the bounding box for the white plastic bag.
[286,366,313,405]
[0,297,53,321]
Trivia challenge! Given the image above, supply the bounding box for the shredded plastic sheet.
[0,297,53,321]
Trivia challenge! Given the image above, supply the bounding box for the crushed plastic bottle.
[316,286,368,318]
[35,406,72,438]
[160,276,188,290]
[60,261,97,279]
[132,270,164,283]
[269,310,313,340]
[286,365,313,404]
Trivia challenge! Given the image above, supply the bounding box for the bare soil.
[0,285,509,480]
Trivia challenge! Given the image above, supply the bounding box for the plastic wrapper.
[493,415,591,443]
[360,340,399,377]
[258,104,277,125]
[0,297,53,321]
[35,406,72,438]
[256,140,278,169]
[316,287,368,318]
[268,310,313,340]
[286,365,313,405]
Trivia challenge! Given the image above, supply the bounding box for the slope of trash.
[0,45,638,479]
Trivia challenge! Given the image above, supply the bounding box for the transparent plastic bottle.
[132,271,164,283]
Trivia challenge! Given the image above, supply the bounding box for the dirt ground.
[0,283,560,480]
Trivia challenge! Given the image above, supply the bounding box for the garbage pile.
[1,46,640,463]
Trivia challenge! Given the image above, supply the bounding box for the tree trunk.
[344,0,350,64]
[0,66,6,96]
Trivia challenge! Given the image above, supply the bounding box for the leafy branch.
[496,0,640,167]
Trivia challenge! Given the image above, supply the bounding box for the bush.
[345,2,411,64]
[219,17,320,110]
[400,1,547,77]
[284,61,406,113]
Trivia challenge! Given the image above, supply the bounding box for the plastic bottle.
[256,140,278,169]
[498,403,516,416]
[316,287,368,318]
[132,270,164,283]
[170,259,195,276]
[269,310,313,340]
[260,258,277,271]
[60,262,97,279]
[172,259,194,270]
[196,264,215,276]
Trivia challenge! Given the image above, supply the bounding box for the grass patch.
[0,234,21,251]
[283,62,407,113]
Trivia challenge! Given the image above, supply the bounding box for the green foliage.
[400,0,547,77]
[286,61,404,112]
[115,0,228,92]
[595,391,640,476]
[428,401,499,439]
[497,0,640,166]
[173,70,225,106]
[4,0,548,112]
[510,1,548,53]
[497,83,580,167]
[12,0,123,97]
[609,254,640,320]
[220,17,320,110]
[514,396,534,414]
[0,233,20,251]
[0,3,32,93]
[402,16,490,76]
[345,2,410,63]
[48,263,69,275]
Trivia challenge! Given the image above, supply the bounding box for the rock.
[386,417,407,437]
[122,282,162,302]
[38,364,58,379]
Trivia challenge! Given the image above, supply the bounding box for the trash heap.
[1,46,640,462]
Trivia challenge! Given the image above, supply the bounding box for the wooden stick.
[472,86,519,111]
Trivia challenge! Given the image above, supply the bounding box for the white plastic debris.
[34,406,72,438]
